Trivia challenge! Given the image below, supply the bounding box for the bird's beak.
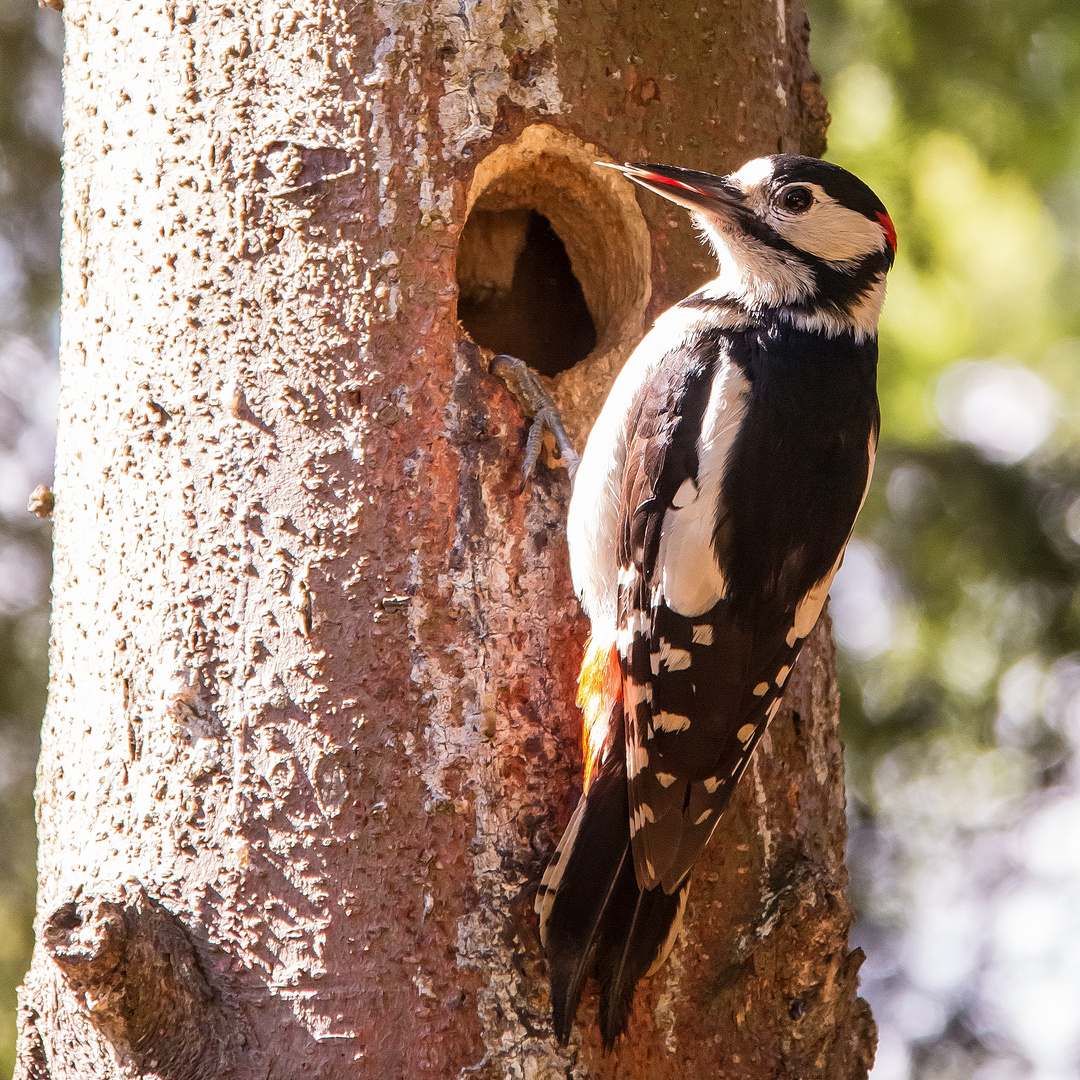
[596,161,746,217]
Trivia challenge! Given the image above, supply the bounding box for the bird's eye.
[779,186,813,213]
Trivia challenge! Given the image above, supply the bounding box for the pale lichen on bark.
[433,0,564,157]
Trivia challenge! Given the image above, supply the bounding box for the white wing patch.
[658,641,691,671]
[617,608,650,653]
[628,741,650,778]
[671,477,697,508]
[568,305,714,627]
[654,711,691,733]
[655,358,750,617]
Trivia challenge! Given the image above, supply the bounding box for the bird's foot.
[490,354,581,492]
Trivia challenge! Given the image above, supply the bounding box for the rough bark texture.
[16,0,875,1076]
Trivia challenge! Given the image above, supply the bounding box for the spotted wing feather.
[616,324,878,895]
[614,331,757,894]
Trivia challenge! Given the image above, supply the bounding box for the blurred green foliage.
[804,0,1080,796]
[0,0,61,331]
[0,620,46,1080]
[805,0,1080,1074]
[0,0,60,1073]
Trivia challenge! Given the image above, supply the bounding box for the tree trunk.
[16,0,874,1076]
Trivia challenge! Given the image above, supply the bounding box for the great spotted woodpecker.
[533,155,896,1045]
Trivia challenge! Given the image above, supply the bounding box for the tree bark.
[16,0,875,1076]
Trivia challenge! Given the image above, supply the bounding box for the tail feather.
[538,730,690,1046]
[550,837,631,1044]
[596,874,690,1042]
[598,882,646,1042]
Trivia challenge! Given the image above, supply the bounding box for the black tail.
[535,730,690,1046]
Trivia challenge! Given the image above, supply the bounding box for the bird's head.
[604,154,896,340]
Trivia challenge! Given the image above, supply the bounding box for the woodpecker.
[533,154,896,1045]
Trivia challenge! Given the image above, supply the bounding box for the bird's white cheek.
[776,201,885,265]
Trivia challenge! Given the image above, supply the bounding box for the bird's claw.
[490,354,581,492]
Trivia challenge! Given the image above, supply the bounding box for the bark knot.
[42,885,241,1079]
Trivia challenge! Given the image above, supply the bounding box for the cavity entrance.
[456,208,597,377]
[455,125,652,393]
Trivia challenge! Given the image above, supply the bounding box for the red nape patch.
[877,211,898,253]
[576,637,621,793]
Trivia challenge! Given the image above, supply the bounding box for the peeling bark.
[17,0,870,1076]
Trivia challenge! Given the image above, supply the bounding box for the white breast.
[567,307,751,629]
[567,305,707,634]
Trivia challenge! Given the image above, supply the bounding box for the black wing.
[616,322,878,893]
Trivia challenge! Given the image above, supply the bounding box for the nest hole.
[455,128,651,383]
[457,209,596,377]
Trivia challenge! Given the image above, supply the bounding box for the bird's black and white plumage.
[534,154,896,1045]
